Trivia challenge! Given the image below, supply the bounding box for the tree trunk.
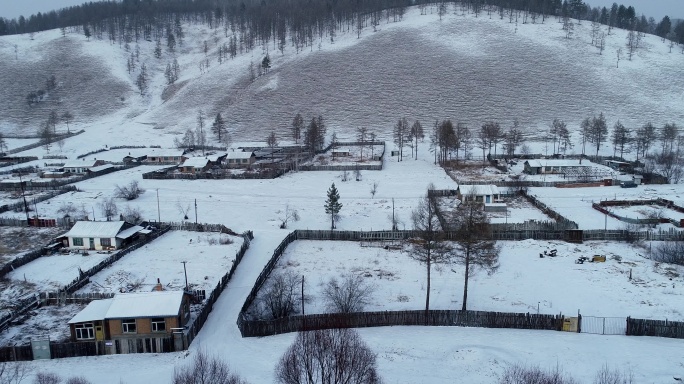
[425,255,431,324]
[461,248,470,311]
[331,212,334,230]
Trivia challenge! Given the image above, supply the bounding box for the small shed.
[457,185,501,204]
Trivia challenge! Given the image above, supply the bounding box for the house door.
[89,238,95,250]
[486,195,491,203]
[95,326,104,341]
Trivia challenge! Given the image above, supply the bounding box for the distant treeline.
[0,0,682,45]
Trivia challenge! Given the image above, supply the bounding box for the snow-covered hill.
[0,6,682,146]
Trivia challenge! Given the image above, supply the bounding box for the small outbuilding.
[63,159,106,174]
[457,184,501,204]
[178,157,211,174]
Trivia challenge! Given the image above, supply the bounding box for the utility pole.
[392,198,396,231]
[156,189,161,223]
[181,261,189,291]
[18,173,30,225]
[194,199,198,225]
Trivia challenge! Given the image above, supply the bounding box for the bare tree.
[255,271,301,319]
[370,182,379,198]
[649,151,683,183]
[64,377,92,384]
[173,350,246,384]
[410,120,424,160]
[62,111,74,133]
[588,113,608,158]
[0,133,7,154]
[291,113,304,144]
[409,188,451,317]
[39,122,54,152]
[393,118,409,162]
[98,197,119,221]
[356,127,368,160]
[34,372,61,384]
[504,120,524,157]
[114,180,145,200]
[275,328,382,384]
[279,204,300,229]
[651,241,684,266]
[176,201,191,220]
[452,198,500,311]
[122,205,143,224]
[0,362,30,384]
[196,110,206,155]
[611,121,631,159]
[593,364,634,384]
[267,131,278,164]
[499,364,578,384]
[322,273,375,313]
[616,47,623,68]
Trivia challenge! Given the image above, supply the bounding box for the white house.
[62,221,145,250]
[225,151,256,168]
[144,149,187,164]
[63,159,106,174]
[456,184,500,204]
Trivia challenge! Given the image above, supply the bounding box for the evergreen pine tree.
[324,183,342,230]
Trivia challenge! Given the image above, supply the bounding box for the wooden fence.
[298,164,383,171]
[626,317,684,339]
[238,310,564,337]
[0,186,77,214]
[142,167,289,180]
[183,231,253,347]
[158,221,239,235]
[39,292,115,306]
[6,130,85,155]
[61,227,171,293]
[0,247,47,279]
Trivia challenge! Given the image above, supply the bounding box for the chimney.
[154,278,163,291]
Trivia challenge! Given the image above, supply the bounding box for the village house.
[456,184,501,204]
[144,149,187,164]
[62,221,145,250]
[178,157,212,174]
[68,290,192,353]
[225,151,256,168]
[62,159,106,174]
[523,159,592,175]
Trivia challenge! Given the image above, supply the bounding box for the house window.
[75,323,95,340]
[242,159,247,163]
[545,166,552,172]
[151,318,166,332]
[73,238,84,246]
[100,238,111,247]
[122,319,137,333]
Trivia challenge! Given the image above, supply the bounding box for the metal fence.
[580,316,626,335]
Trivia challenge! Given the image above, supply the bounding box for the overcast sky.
[1,0,681,21]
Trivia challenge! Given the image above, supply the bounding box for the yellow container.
[562,317,578,332]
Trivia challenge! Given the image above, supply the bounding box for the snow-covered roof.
[115,225,144,240]
[524,159,591,168]
[104,291,186,319]
[226,151,255,159]
[147,149,185,157]
[180,157,210,168]
[63,221,128,238]
[89,164,115,173]
[68,291,187,323]
[68,299,113,324]
[63,160,101,168]
[458,184,500,196]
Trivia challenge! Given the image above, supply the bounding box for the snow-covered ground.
[0,4,683,383]
[78,231,243,293]
[7,252,111,291]
[256,239,684,320]
[531,184,684,229]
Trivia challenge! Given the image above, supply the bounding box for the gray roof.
[63,221,136,238]
[69,291,187,323]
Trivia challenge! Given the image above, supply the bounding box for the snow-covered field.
[531,184,684,229]
[257,239,684,320]
[7,252,111,291]
[0,304,84,346]
[78,231,243,293]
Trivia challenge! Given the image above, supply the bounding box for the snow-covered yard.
[306,144,383,166]
[258,239,684,320]
[0,304,84,346]
[7,252,111,291]
[78,231,243,293]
